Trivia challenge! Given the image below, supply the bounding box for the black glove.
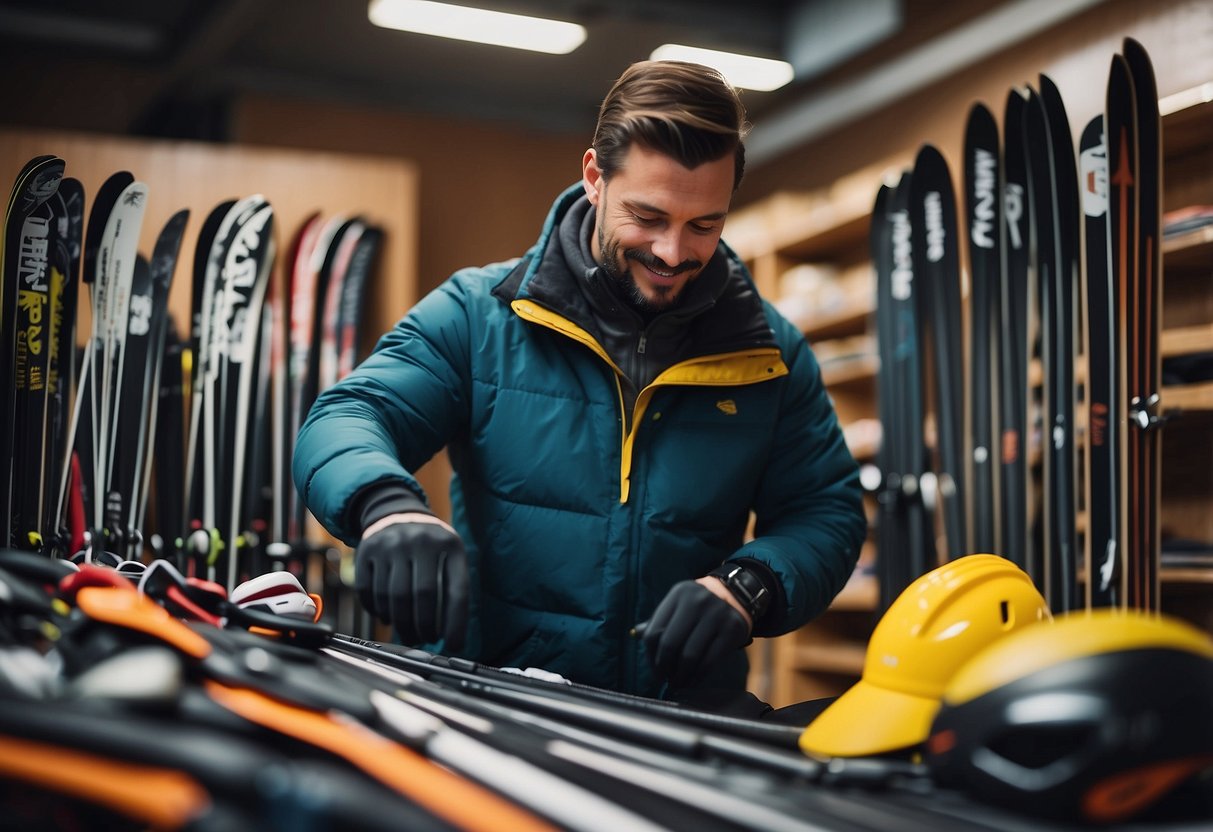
[642,580,750,688]
[354,503,469,650]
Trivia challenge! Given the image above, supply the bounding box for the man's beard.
[598,223,700,317]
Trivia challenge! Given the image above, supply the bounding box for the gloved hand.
[642,579,750,688]
[355,513,469,650]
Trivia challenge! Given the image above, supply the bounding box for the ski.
[910,144,966,561]
[183,198,237,571]
[1000,88,1032,575]
[91,178,149,554]
[6,158,66,550]
[284,212,325,554]
[216,199,275,590]
[874,172,931,607]
[44,177,85,556]
[186,196,262,579]
[131,210,189,557]
[1080,114,1119,608]
[963,102,1002,555]
[336,225,384,380]
[1106,54,1138,609]
[872,180,900,602]
[152,322,186,560]
[1122,37,1163,612]
[319,218,364,392]
[58,171,133,557]
[1,155,65,548]
[1038,74,1081,613]
[1024,84,1072,610]
[103,252,152,559]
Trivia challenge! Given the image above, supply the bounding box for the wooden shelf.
[1163,381,1213,412]
[830,571,879,612]
[1161,323,1213,357]
[1160,567,1213,585]
[821,353,878,387]
[776,209,871,262]
[790,642,866,675]
[1162,223,1213,262]
[799,303,873,342]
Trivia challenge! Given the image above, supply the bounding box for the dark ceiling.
[0,0,1071,158]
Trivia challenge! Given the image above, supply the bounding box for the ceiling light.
[368,0,586,55]
[649,44,794,92]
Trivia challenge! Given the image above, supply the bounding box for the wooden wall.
[229,97,589,297]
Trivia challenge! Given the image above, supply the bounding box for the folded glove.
[354,486,468,650]
[642,579,750,688]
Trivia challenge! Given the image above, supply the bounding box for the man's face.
[582,143,734,314]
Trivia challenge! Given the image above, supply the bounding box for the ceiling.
[0,0,1093,165]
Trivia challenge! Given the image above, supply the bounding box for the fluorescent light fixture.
[368,0,586,55]
[649,44,794,92]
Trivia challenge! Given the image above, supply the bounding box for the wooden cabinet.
[735,95,1213,708]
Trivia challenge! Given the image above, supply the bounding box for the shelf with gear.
[729,87,1213,707]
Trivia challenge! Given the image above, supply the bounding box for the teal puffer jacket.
[294,185,866,696]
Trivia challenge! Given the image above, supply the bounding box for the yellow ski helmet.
[800,554,1051,758]
[927,609,1213,824]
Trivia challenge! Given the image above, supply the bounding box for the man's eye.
[690,223,716,234]
[632,214,659,225]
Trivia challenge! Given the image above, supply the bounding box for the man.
[294,60,866,700]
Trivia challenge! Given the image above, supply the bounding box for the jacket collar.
[493,184,777,355]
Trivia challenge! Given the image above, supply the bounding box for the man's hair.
[593,60,749,191]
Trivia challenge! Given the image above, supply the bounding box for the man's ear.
[582,148,603,207]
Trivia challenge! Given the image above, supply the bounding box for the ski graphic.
[963,102,1002,555]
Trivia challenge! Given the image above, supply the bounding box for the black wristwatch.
[707,563,771,621]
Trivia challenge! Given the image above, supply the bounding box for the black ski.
[1080,114,1119,607]
[874,172,931,607]
[1,155,65,548]
[963,102,1002,555]
[1000,88,1032,574]
[1122,37,1163,612]
[1038,74,1081,613]
[216,199,275,590]
[183,198,237,572]
[44,177,85,556]
[336,225,383,381]
[1024,83,1075,611]
[132,210,189,557]
[910,144,966,561]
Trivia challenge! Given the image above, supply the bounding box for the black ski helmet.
[925,609,1213,824]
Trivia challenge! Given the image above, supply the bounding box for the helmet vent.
[1000,600,1011,627]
